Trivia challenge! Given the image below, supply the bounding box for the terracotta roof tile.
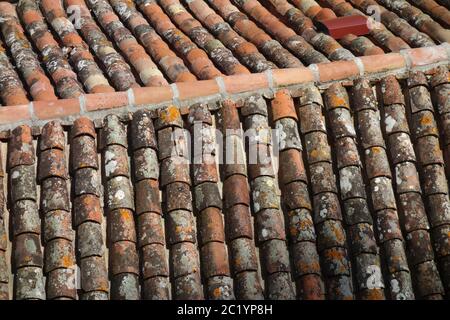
[0,0,444,106]
[376,0,450,43]
[39,121,76,300]
[0,0,448,301]
[0,2,57,101]
[0,40,29,105]
[88,0,168,86]
[64,0,139,91]
[239,95,297,300]
[350,0,436,47]
[110,0,196,83]
[2,66,450,299]
[101,115,140,300]
[185,0,276,73]
[71,117,109,300]
[409,0,450,28]
[0,145,8,300]
[137,0,222,80]
[18,0,85,98]
[9,125,46,300]
[40,0,115,93]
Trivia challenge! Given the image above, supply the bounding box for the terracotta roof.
[0,64,449,299]
[0,0,447,106]
[0,0,448,300]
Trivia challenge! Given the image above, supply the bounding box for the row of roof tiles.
[0,44,447,132]
[0,0,448,106]
[0,63,449,299]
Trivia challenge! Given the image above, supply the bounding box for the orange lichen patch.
[62,255,74,268]
[120,209,134,222]
[160,105,181,123]
[60,33,84,47]
[213,287,222,298]
[420,113,437,133]
[371,147,382,154]
[296,258,321,275]
[330,223,346,243]
[324,248,344,260]
[328,94,348,109]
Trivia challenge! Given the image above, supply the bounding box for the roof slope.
[0,0,448,300]
[0,0,448,105]
[1,65,450,300]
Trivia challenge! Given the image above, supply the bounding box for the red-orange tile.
[177,80,220,101]
[223,73,269,94]
[133,86,173,106]
[407,46,448,67]
[0,104,31,125]
[273,68,315,87]
[34,98,80,120]
[360,53,406,73]
[318,60,360,82]
[85,92,129,112]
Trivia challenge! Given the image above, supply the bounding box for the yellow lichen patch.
[120,209,133,221]
[389,255,402,273]
[175,225,192,234]
[100,284,109,292]
[434,144,441,154]
[160,105,180,123]
[298,261,320,274]
[299,220,311,230]
[325,249,343,260]
[62,255,74,268]
[364,289,384,300]
[372,147,382,154]
[213,287,222,298]
[329,95,348,108]
[290,226,299,237]
[310,149,326,160]
[420,114,433,126]
[332,224,345,243]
